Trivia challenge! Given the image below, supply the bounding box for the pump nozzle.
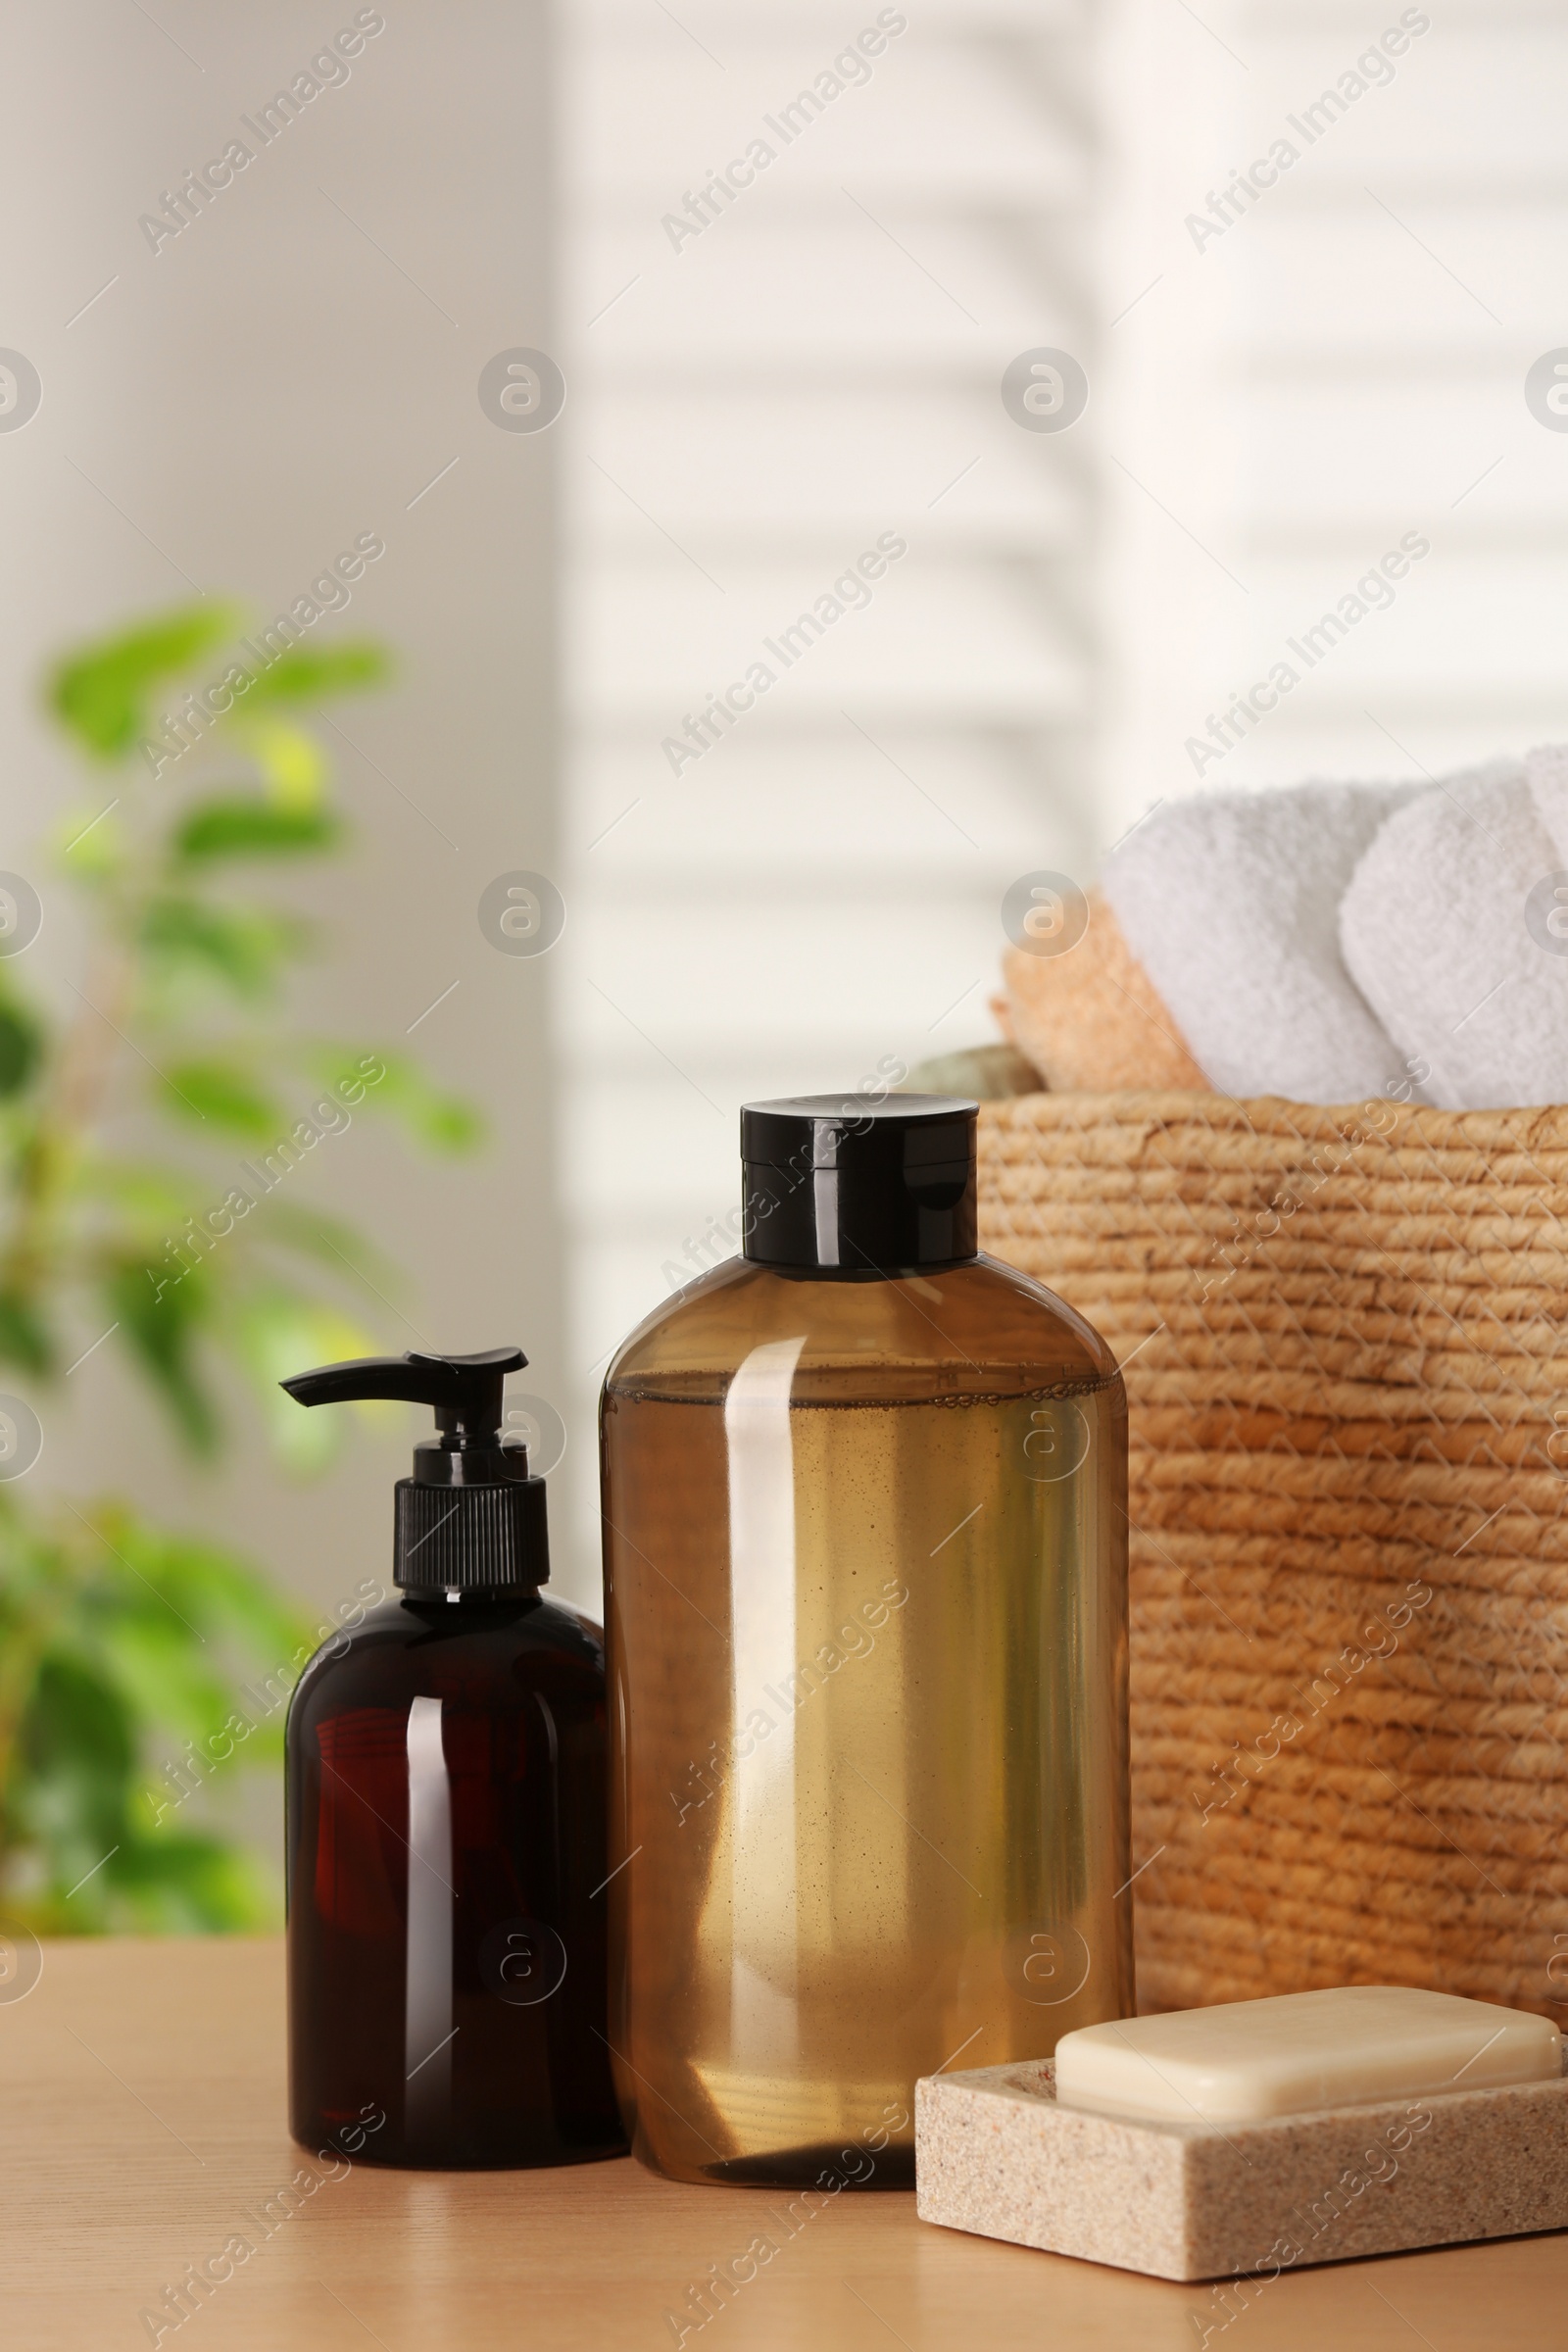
[280,1344,549,1593]
[281,1346,526,1441]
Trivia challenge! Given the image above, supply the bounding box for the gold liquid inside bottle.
[601,1254,1133,2186]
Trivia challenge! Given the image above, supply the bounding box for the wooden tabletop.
[2,1938,1563,2350]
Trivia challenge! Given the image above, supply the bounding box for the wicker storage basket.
[978,1090,1568,2020]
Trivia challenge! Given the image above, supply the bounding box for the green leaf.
[74,1159,205,1253]
[49,604,240,760]
[0,1291,53,1375]
[85,1504,309,1666]
[341,1051,483,1152]
[22,1652,135,1820]
[0,1496,305,1931]
[140,897,305,998]
[55,802,126,882]
[109,1833,277,1934]
[239,641,388,707]
[0,1002,42,1097]
[104,1260,219,1453]
[69,1611,236,1750]
[157,1059,283,1139]
[173,798,341,863]
[240,718,328,808]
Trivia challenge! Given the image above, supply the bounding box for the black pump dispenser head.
[281,1346,550,1593]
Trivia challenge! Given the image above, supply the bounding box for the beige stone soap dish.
[915,1989,1568,2282]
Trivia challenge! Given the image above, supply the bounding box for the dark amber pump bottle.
[283,1346,625,2169]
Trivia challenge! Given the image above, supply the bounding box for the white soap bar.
[1054,1985,1561,2124]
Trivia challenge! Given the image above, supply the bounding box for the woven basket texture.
[978,1090,1568,2020]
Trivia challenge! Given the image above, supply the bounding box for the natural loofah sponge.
[997,888,1208,1093]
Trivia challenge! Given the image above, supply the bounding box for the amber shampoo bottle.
[601,1095,1133,2186]
[283,1347,625,2169]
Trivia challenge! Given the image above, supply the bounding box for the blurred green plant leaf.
[87,1504,307,1662]
[104,1258,219,1454]
[48,604,241,760]
[74,1160,202,1252]
[0,1291,53,1375]
[158,1059,283,1139]
[0,1495,314,1933]
[55,804,126,880]
[66,1612,235,1751]
[140,896,305,998]
[108,1835,276,1935]
[240,717,329,808]
[21,1653,134,1837]
[239,641,388,707]
[329,1050,483,1152]
[0,1002,42,1096]
[173,797,341,863]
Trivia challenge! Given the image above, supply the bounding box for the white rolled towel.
[1337,754,1568,1109]
[1102,780,1423,1103]
[1527,739,1568,867]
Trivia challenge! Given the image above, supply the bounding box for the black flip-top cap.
[741,1093,978,1274]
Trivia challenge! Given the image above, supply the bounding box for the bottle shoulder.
[287,1592,605,1725]
[601,1251,1117,1403]
[602,1254,755,1385]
